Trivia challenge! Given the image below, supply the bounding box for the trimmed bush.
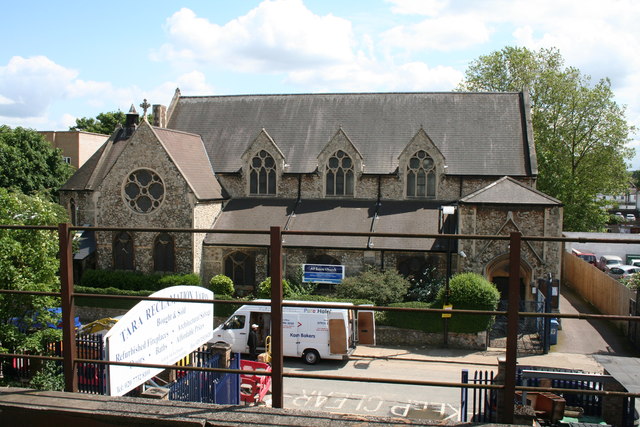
[382,301,440,332]
[80,269,161,291]
[158,273,200,287]
[74,286,153,310]
[209,274,235,296]
[213,294,245,319]
[256,277,294,299]
[433,272,500,333]
[79,269,201,292]
[335,267,410,306]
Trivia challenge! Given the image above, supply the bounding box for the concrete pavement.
[351,344,603,372]
[352,284,640,374]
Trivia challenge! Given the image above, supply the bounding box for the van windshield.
[225,315,245,329]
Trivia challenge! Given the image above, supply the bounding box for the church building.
[60,90,562,299]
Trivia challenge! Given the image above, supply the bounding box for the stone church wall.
[91,125,198,274]
[458,204,562,293]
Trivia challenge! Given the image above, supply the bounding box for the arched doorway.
[486,254,532,303]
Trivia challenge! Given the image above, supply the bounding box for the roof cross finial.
[140,99,151,119]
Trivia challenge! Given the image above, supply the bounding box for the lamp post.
[441,205,456,347]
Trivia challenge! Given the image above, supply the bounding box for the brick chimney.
[152,104,167,128]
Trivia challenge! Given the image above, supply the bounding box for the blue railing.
[169,352,240,405]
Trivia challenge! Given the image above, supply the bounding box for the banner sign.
[103,286,214,396]
[302,264,345,284]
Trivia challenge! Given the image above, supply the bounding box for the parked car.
[607,265,640,280]
[571,248,597,265]
[627,213,637,222]
[597,255,623,272]
[615,212,625,220]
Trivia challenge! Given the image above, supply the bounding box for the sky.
[2,0,640,168]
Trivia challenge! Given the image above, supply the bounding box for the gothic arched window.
[406,150,436,198]
[113,231,134,270]
[249,150,276,195]
[326,150,354,196]
[224,252,255,287]
[153,233,175,273]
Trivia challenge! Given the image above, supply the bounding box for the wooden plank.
[329,319,347,354]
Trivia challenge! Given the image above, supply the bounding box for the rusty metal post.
[58,223,78,392]
[270,226,284,408]
[502,231,521,423]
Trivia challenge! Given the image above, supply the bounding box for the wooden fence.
[562,252,632,333]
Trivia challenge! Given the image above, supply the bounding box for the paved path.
[555,284,639,357]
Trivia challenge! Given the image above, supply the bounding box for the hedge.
[74,286,153,310]
[382,273,500,334]
[79,270,200,292]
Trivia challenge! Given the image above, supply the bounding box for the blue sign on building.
[302,264,345,284]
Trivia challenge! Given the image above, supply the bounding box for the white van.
[209,300,375,364]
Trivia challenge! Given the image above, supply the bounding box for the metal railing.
[1,223,640,424]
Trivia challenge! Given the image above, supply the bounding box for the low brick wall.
[375,325,487,350]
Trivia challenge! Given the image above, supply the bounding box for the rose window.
[123,169,164,213]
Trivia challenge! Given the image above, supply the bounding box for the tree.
[0,126,74,201]
[0,188,68,356]
[632,170,640,189]
[458,47,634,231]
[69,111,126,135]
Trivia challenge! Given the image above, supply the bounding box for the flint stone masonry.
[60,93,561,298]
[376,325,487,350]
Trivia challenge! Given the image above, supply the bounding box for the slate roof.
[61,129,134,191]
[205,198,442,250]
[151,126,222,200]
[167,92,536,176]
[62,122,223,201]
[459,176,561,206]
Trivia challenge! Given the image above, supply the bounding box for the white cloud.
[0,56,78,118]
[287,58,461,92]
[61,113,78,130]
[151,1,355,73]
[381,14,492,52]
[385,0,448,16]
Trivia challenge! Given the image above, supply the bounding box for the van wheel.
[302,349,320,365]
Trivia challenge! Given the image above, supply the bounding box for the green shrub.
[80,269,161,291]
[382,301,440,332]
[405,266,444,303]
[209,274,235,296]
[433,272,500,333]
[75,285,153,310]
[285,266,318,296]
[79,270,201,292]
[213,294,245,318]
[335,267,410,306]
[29,360,64,391]
[256,277,294,299]
[158,273,200,287]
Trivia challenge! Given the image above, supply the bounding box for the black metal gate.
[460,369,496,422]
[489,300,544,352]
